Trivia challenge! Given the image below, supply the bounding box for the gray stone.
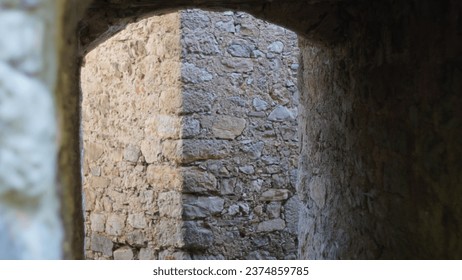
[246,251,277,260]
[183,221,213,249]
[257,218,285,232]
[126,230,146,246]
[220,178,236,195]
[252,98,269,111]
[227,41,253,57]
[181,10,210,30]
[284,196,300,234]
[212,115,246,139]
[182,169,217,194]
[228,205,240,216]
[240,141,264,159]
[268,41,284,53]
[128,213,147,229]
[260,189,291,201]
[159,250,191,260]
[216,20,235,33]
[124,144,140,163]
[182,63,213,83]
[113,246,133,260]
[180,140,231,163]
[139,247,156,260]
[221,58,254,72]
[183,31,220,55]
[183,195,225,218]
[182,117,200,138]
[155,219,183,248]
[106,214,125,236]
[91,233,113,256]
[90,213,106,232]
[181,90,214,113]
[268,106,295,122]
[267,202,281,218]
[239,165,255,175]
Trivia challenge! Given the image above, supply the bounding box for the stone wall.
[81,13,183,260]
[81,10,299,260]
[179,10,299,260]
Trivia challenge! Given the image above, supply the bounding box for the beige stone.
[212,115,246,139]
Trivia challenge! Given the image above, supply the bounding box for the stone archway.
[1,0,460,260]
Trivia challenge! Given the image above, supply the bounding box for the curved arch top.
[78,0,348,55]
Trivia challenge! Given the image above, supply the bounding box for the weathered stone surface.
[124,144,141,163]
[182,169,217,194]
[139,247,156,260]
[163,140,231,163]
[181,90,214,114]
[257,219,285,232]
[267,202,281,218]
[113,246,133,260]
[227,40,253,57]
[252,98,269,112]
[127,230,146,246]
[212,115,246,139]
[106,214,125,236]
[284,196,300,234]
[147,165,182,190]
[268,41,284,53]
[127,213,147,229]
[145,115,182,140]
[90,213,106,232]
[183,195,225,218]
[91,234,113,256]
[268,106,295,122]
[158,191,182,218]
[183,221,213,249]
[155,219,184,248]
[140,139,162,164]
[239,165,255,175]
[182,62,213,83]
[221,58,253,72]
[260,189,291,201]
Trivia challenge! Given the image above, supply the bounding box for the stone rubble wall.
[81,13,183,260]
[179,10,300,260]
[81,10,299,260]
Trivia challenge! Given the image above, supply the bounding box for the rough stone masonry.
[81,10,300,260]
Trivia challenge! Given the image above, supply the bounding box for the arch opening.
[80,9,301,260]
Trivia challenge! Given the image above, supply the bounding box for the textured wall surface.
[179,10,299,260]
[0,0,62,259]
[297,1,462,259]
[81,13,182,260]
[81,10,299,260]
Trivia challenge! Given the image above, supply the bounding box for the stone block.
[126,230,146,247]
[128,213,147,229]
[106,214,126,236]
[183,221,213,249]
[221,58,253,72]
[268,106,295,122]
[147,165,181,191]
[113,246,133,260]
[91,233,113,256]
[124,144,140,163]
[182,169,217,194]
[140,139,162,164]
[158,191,182,218]
[260,189,291,201]
[284,196,301,234]
[139,247,156,260]
[90,213,106,232]
[212,115,246,139]
[267,202,281,219]
[181,90,214,114]
[155,219,184,248]
[183,195,224,218]
[182,63,213,83]
[257,219,285,232]
[85,142,104,162]
[145,115,182,139]
[162,140,230,164]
